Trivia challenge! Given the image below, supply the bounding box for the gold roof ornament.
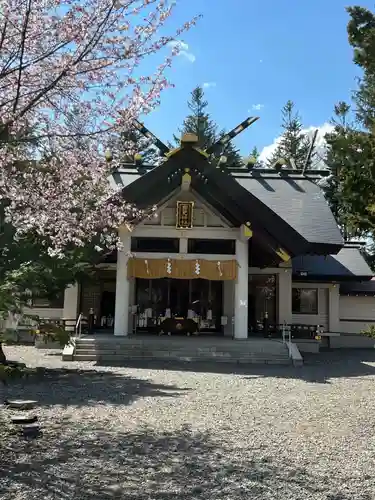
[243,222,253,239]
[217,155,227,167]
[104,148,113,162]
[134,153,142,165]
[276,247,291,262]
[246,156,257,169]
[273,158,287,171]
[181,133,198,144]
[173,132,208,159]
[181,168,191,191]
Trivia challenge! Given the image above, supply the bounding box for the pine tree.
[268,100,313,169]
[323,102,355,238]
[324,6,375,240]
[249,146,260,160]
[109,128,160,165]
[176,86,243,167]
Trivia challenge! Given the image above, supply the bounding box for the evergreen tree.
[176,86,243,167]
[244,146,264,169]
[249,146,260,160]
[324,6,375,240]
[109,128,160,165]
[268,100,313,169]
[322,102,354,237]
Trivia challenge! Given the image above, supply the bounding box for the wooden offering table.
[158,317,199,336]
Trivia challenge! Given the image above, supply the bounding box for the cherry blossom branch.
[13,0,32,113]
[0,0,199,257]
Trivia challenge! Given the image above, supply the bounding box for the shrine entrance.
[248,274,277,336]
[135,278,224,334]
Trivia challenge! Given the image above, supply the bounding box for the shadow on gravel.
[1,366,188,407]
[0,423,372,500]
[96,349,375,384]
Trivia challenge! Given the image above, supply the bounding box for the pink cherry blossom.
[0,0,199,257]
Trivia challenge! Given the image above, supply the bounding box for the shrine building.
[28,118,375,351]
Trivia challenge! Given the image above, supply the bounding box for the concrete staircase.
[70,336,292,365]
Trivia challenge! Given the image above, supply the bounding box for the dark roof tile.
[340,279,375,295]
[292,246,373,280]
[235,176,343,247]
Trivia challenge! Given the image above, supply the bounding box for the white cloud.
[203,82,217,89]
[167,40,188,51]
[167,40,195,63]
[259,137,281,164]
[251,104,264,111]
[259,123,334,168]
[180,50,196,63]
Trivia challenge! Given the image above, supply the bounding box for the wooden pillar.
[114,228,131,336]
[234,239,249,339]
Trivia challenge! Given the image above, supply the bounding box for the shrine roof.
[292,245,373,282]
[110,147,344,258]
[340,278,375,295]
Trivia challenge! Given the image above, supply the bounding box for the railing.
[252,323,323,340]
[281,323,292,348]
[75,313,83,339]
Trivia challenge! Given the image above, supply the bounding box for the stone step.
[75,342,287,349]
[77,340,285,346]
[20,423,40,438]
[11,415,38,425]
[75,342,287,354]
[75,350,288,359]
[4,400,37,410]
[75,348,288,358]
[76,343,286,352]
[73,354,291,364]
[78,338,282,346]
[73,337,293,365]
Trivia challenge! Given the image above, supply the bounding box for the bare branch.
[13,0,32,113]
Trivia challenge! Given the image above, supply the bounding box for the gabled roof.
[113,146,344,259]
[292,246,373,281]
[234,172,342,247]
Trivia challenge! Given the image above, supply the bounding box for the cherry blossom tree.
[0,0,198,365]
[0,0,197,256]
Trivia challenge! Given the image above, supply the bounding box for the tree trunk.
[0,342,7,364]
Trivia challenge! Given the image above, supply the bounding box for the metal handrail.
[287,324,292,350]
[281,322,292,357]
[75,313,83,339]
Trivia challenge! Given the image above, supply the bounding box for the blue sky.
[141,0,372,158]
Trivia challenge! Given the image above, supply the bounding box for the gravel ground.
[1,346,375,500]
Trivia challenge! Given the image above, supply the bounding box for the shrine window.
[187,239,236,255]
[131,237,179,253]
[32,291,64,308]
[292,288,318,314]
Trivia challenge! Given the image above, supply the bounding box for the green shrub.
[34,322,71,346]
[361,325,375,338]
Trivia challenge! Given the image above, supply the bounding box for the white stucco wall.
[339,295,375,334]
[23,307,64,320]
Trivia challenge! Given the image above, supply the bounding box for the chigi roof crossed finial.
[132,115,260,164]
[121,115,325,179]
[107,113,344,267]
